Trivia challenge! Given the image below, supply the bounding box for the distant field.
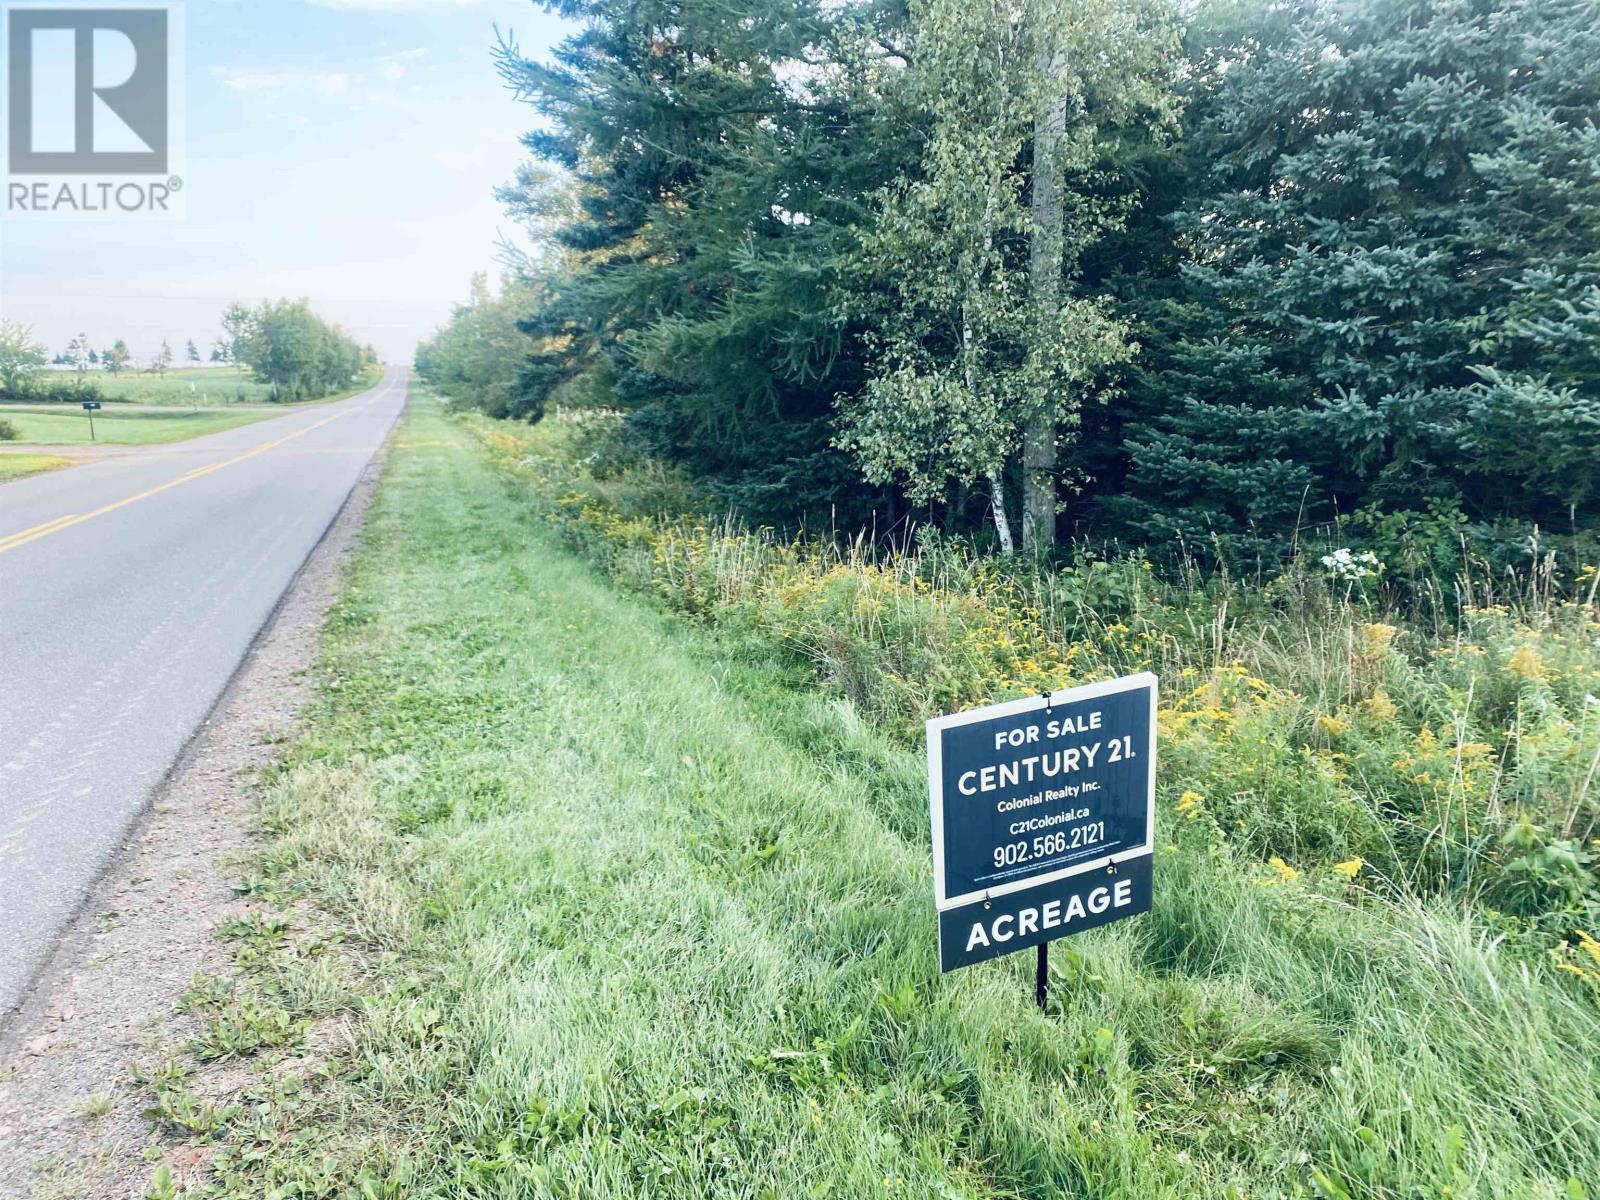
[0,453,72,482]
[35,366,382,406]
[0,369,382,445]
[96,367,277,405]
[31,367,276,405]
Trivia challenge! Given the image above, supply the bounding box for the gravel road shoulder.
[0,427,394,1199]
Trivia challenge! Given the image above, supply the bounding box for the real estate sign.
[928,673,1157,971]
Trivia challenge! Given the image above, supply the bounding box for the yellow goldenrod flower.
[1333,858,1364,879]
[1364,689,1398,724]
[1360,623,1399,658]
[1176,790,1205,820]
[1266,856,1299,884]
[1507,644,1544,681]
[1315,714,1350,737]
[1578,930,1600,968]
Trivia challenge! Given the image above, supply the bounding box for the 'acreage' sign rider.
[928,673,1157,976]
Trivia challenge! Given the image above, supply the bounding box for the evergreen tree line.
[417,0,1600,568]
[49,335,207,373]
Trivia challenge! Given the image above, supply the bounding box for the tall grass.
[150,399,1600,1199]
[480,411,1600,947]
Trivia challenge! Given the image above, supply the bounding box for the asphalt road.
[0,369,407,1014]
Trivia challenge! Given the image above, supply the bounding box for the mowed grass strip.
[0,404,281,446]
[202,398,1600,1199]
[0,453,72,482]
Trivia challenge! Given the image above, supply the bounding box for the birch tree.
[838,0,1176,553]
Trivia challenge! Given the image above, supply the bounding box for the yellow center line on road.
[0,380,397,556]
[0,512,80,549]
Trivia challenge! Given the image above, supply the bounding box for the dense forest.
[417,0,1600,574]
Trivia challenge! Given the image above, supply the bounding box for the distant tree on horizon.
[103,340,132,375]
[186,339,201,365]
[220,304,254,370]
[65,333,90,376]
[225,299,364,400]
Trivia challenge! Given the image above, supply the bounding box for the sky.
[0,0,574,363]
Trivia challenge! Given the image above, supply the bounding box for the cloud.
[376,48,428,82]
[213,50,426,107]
[302,0,485,10]
[216,68,351,97]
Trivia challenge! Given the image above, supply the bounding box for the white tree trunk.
[961,272,1015,556]
[988,469,1016,556]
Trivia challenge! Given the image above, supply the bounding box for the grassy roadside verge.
[0,407,292,447]
[0,453,72,482]
[151,396,1600,1200]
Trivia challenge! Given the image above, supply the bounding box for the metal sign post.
[927,673,1158,1007]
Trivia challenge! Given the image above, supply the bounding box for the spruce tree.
[1109,0,1600,554]
[494,0,918,524]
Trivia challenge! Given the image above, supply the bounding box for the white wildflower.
[1320,547,1381,582]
